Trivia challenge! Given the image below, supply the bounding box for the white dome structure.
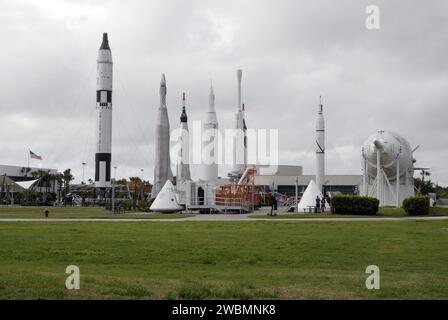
[150,180,183,213]
[361,130,415,207]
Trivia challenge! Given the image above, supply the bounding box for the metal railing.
[186,196,252,213]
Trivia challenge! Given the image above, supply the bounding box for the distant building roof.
[254,174,362,187]
[253,165,303,176]
[0,164,58,181]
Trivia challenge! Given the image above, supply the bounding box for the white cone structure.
[150,180,183,213]
[176,93,191,184]
[297,180,324,211]
[153,74,173,198]
[201,82,219,181]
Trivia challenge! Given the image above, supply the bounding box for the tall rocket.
[201,82,219,181]
[315,96,325,193]
[176,93,191,184]
[231,69,247,178]
[95,33,113,188]
[153,74,173,198]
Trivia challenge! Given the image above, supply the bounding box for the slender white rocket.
[231,69,246,177]
[153,74,173,198]
[202,82,219,181]
[95,33,113,188]
[315,96,325,193]
[176,93,191,183]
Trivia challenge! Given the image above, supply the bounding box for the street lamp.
[81,162,86,184]
[113,166,117,180]
[140,169,145,201]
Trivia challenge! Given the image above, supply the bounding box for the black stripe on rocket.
[95,153,111,182]
[316,139,325,154]
[96,90,112,107]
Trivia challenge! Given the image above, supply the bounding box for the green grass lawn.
[0,206,193,219]
[250,206,448,219]
[0,220,447,299]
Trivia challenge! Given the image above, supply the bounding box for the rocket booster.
[231,69,247,177]
[95,33,113,188]
[201,82,219,181]
[176,93,191,183]
[315,96,325,193]
[153,74,173,198]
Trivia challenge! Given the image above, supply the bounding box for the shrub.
[331,195,379,215]
[402,196,430,216]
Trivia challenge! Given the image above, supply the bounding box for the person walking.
[272,196,278,216]
[269,194,275,216]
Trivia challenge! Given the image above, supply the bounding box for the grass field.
[250,206,448,219]
[1,220,447,299]
[0,206,193,219]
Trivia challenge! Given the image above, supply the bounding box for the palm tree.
[20,167,32,178]
[62,169,74,197]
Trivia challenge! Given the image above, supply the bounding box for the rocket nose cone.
[161,74,166,84]
[100,33,110,50]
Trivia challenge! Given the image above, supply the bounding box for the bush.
[402,196,430,216]
[331,195,379,215]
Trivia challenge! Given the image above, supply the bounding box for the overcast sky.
[1,0,447,185]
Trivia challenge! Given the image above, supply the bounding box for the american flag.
[29,150,42,160]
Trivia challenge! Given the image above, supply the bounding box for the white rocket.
[153,74,173,198]
[176,93,191,184]
[230,69,247,178]
[315,96,325,193]
[201,82,219,181]
[95,33,113,188]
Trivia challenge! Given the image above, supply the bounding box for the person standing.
[315,196,321,213]
[321,197,326,213]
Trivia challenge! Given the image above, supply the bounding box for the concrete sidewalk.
[1,214,448,222]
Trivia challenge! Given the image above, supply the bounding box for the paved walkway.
[1,214,448,223]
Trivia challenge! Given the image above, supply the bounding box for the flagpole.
[27,150,30,169]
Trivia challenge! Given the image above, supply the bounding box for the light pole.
[82,162,86,184]
[295,176,298,213]
[113,166,117,180]
[140,169,144,201]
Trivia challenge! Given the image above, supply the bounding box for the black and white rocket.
[315,96,325,193]
[176,93,191,184]
[153,74,173,198]
[95,33,113,188]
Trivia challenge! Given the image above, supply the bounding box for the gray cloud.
[0,0,447,184]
